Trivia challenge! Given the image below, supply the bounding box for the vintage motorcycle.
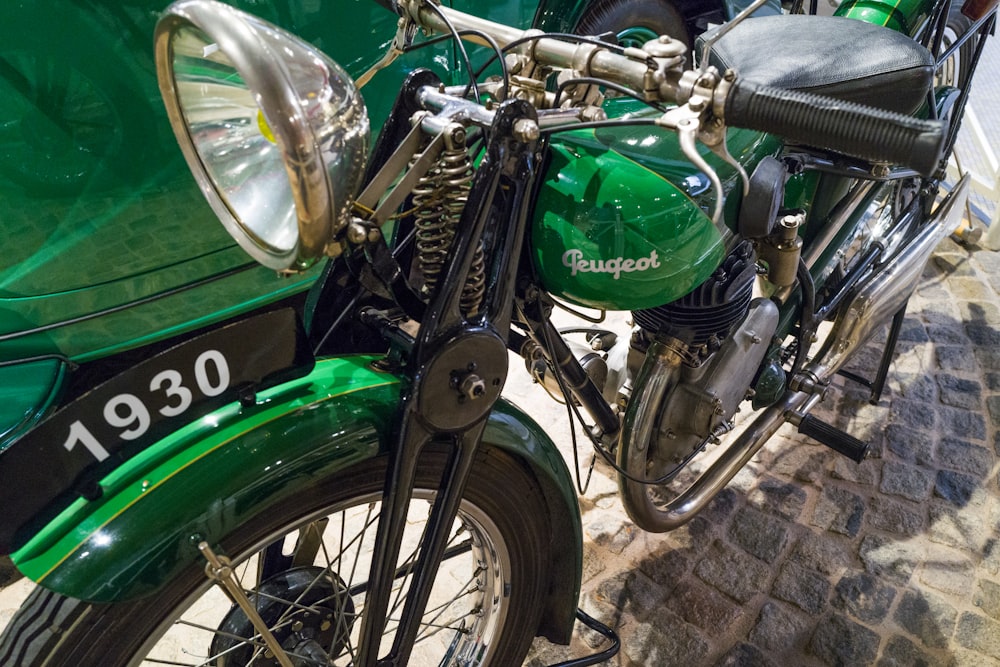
[0,0,994,662]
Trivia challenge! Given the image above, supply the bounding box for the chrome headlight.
[155,0,369,271]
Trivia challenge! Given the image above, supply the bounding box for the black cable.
[537,310,697,487]
[553,76,666,111]
[539,117,660,136]
[538,312,595,494]
[790,258,816,379]
[420,2,482,103]
[472,31,640,84]
[403,24,663,120]
[401,28,509,109]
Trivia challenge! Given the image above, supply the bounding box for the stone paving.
[520,230,1000,666]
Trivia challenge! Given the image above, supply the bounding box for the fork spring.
[413,145,485,316]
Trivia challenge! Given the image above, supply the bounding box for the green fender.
[12,354,582,638]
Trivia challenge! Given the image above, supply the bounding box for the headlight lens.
[156,0,369,271]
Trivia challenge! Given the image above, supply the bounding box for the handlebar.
[404,0,946,177]
[724,79,945,176]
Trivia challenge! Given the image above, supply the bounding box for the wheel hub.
[210,566,354,666]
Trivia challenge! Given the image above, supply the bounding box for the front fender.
[12,355,582,637]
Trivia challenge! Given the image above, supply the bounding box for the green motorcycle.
[0,0,992,663]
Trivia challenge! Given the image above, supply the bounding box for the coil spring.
[413,146,485,315]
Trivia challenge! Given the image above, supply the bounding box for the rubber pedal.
[797,414,869,463]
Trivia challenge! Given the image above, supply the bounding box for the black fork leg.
[354,99,543,666]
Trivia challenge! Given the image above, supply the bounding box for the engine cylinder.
[632,241,757,351]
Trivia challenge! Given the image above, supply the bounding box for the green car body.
[0,0,569,448]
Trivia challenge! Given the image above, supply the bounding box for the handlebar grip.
[724,79,946,177]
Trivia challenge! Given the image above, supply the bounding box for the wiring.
[403,29,510,102]
[385,11,684,490]
[418,2,484,103]
[471,31,643,84]
[400,16,668,129]
[540,117,660,136]
[538,311,596,494]
[553,76,667,112]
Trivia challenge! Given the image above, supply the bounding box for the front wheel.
[0,446,552,666]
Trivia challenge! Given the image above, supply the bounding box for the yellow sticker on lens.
[257,109,276,144]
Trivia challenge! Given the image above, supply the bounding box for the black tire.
[574,0,692,49]
[937,6,975,91]
[0,445,551,666]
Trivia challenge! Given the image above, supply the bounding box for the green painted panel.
[834,0,936,35]
[0,0,554,364]
[0,0,399,362]
[533,136,725,309]
[533,101,780,310]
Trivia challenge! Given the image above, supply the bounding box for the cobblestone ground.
[519,234,1000,666]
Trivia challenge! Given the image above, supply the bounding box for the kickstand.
[545,609,621,667]
[837,301,908,405]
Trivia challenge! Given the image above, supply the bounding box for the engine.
[625,242,780,470]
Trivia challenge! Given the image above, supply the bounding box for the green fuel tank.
[531,102,780,311]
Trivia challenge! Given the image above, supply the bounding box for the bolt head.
[347,222,368,245]
[513,118,539,143]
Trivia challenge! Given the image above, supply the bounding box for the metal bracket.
[354,99,544,667]
[356,15,417,88]
[544,608,621,667]
[199,541,294,667]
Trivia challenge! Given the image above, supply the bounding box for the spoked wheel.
[0,447,551,666]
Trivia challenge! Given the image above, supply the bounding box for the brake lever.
[356,15,418,88]
[699,114,751,197]
[656,100,727,227]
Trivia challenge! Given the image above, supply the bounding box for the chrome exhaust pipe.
[625,388,811,531]
[804,173,970,383]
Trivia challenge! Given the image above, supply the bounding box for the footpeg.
[796,414,869,462]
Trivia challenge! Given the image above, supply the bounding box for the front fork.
[355,95,542,666]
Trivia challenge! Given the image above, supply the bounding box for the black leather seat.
[698,15,934,115]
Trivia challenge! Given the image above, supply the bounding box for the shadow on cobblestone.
[538,241,1000,666]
